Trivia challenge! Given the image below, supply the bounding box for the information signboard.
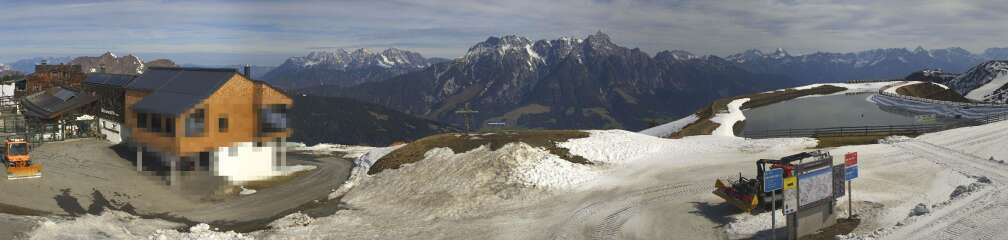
[845,152,859,181]
[783,188,797,214]
[764,168,784,192]
[798,166,833,207]
[833,164,846,198]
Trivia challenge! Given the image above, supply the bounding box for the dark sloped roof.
[133,91,205,115]
[21,86,98,119]
[126,67,237,115]
[84,73,137,87]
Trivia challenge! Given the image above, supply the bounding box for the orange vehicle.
[4,138,41,180]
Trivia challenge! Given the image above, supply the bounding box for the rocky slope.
[69,52,176,75]
[945,60,1008,103]
[262,48,441,90]
[330,32,796,130]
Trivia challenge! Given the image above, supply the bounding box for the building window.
[218,116,228,133]
[165,116,175,136]
[137,113,148,128]
[186,109,206,137]
[259,104,288,133]
[150,114,162,132]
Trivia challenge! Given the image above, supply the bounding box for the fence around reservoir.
[742,124,948,139]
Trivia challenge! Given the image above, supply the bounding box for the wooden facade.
[21,64,85,98]
[125,71,292,156]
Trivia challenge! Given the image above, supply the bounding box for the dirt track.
[0,139,352,238]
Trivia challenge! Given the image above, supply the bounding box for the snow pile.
[561,130,673,164]
[710,98,750,137]
[639,114,699,137]
[328,145,401,200]
[149,224,252,240]
[341,143,602,218]
[27,211,181,240]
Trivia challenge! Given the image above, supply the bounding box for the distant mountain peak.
[289,48,430,69]
[655,50,698,61]
[771,48,790,58]
[262,48,435,89]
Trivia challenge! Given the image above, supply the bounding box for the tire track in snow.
[548,182,709,240]
[877,140,1008,240]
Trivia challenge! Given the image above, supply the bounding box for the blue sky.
[2,0,1006,66]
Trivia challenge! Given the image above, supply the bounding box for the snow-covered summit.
[946,60,1008,103]
[288,48,432,70]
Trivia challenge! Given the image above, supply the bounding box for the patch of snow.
[328,145,401,200]
[709,98,749,137]
[561,130,673,165]
[291,142,375,157]
[27,211,182,239]
[638,114,699,138]
[965,74,1008,101]
[239,186,257,195]
[884,81,924,95]
[150,223,253,240]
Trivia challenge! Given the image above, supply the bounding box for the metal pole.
[772,190,777,240]
[848,180,853,219]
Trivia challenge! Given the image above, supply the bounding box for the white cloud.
[1,0,1006,65]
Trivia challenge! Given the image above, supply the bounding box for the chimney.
[243,64,251,78]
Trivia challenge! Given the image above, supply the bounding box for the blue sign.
[845,166,859,181]
[764,168,784,192]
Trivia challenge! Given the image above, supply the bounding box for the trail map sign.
[798,167,833,207]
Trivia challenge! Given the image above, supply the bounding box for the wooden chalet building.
[20,62,86,98]
[83,73,138,143]
[124,67,292,185]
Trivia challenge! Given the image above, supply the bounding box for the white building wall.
[214,142,277,183]
[98,118,122,143]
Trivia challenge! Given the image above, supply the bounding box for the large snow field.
[965,73,1008,101]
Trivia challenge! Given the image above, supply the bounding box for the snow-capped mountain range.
[4,53,175,75]
[261,48,442,90]
[331,32,795,130]
[946,60,1008,103]
[726,46,1002,84]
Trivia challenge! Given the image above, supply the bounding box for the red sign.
[845,152,858,166]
